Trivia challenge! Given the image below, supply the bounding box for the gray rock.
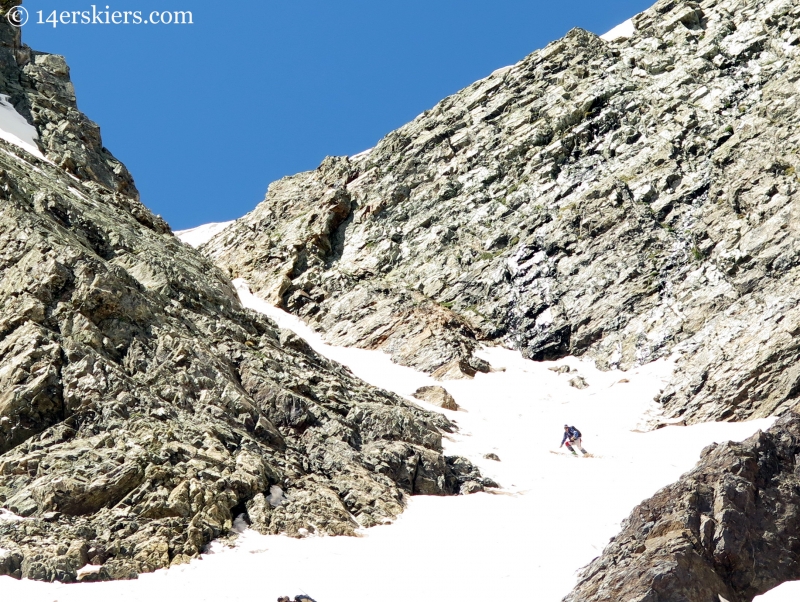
[569,376,589,390]
[244,493,271,535]
[459,481,484,495]
[0,11,479,582]
[412,386,459,411]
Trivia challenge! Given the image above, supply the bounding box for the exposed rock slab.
[563,411,800,602]
[205,0,800,423]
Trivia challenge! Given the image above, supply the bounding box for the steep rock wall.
[206,0,800,423]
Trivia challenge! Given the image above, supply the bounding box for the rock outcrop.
[563,410,800,602]
[205,0,800,423]
[0,3,478,582]
[412,386,459,410]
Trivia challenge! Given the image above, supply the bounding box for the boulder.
[569,376,589,390]
[412,386,459,411]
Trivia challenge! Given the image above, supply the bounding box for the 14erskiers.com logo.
[7,5,194,27]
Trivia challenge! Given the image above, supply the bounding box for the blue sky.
[22,0,654,230]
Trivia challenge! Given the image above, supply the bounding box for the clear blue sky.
[21,0,653,230]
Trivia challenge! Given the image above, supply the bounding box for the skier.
[560,424,588,456]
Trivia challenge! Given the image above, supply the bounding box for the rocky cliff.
[205,0,800,424]
[0,2,482,582]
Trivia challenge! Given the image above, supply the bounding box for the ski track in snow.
[1,279,793,601]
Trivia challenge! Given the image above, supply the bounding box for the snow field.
[0,279,785,601]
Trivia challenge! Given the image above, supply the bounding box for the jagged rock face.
[206,0,800,422]
[0,13,479,582]
[563,410,800,602]
[0,1,138,201]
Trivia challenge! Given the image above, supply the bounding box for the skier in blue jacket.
[560,425,588,456]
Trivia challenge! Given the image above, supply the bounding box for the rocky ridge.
[205,0,800,424]
[0,2,482,583]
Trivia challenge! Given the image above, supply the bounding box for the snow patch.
[0,95,44,160]
[267,485,287,508]
[535,307,553,327]
[175,221,235,248]
[757,581,800,601]
[600,18,636,41]
[0,509,26,522]
[76,565,103,579]
[349,147,373,160]
[490,65,513,77]
[232,515,249,534]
